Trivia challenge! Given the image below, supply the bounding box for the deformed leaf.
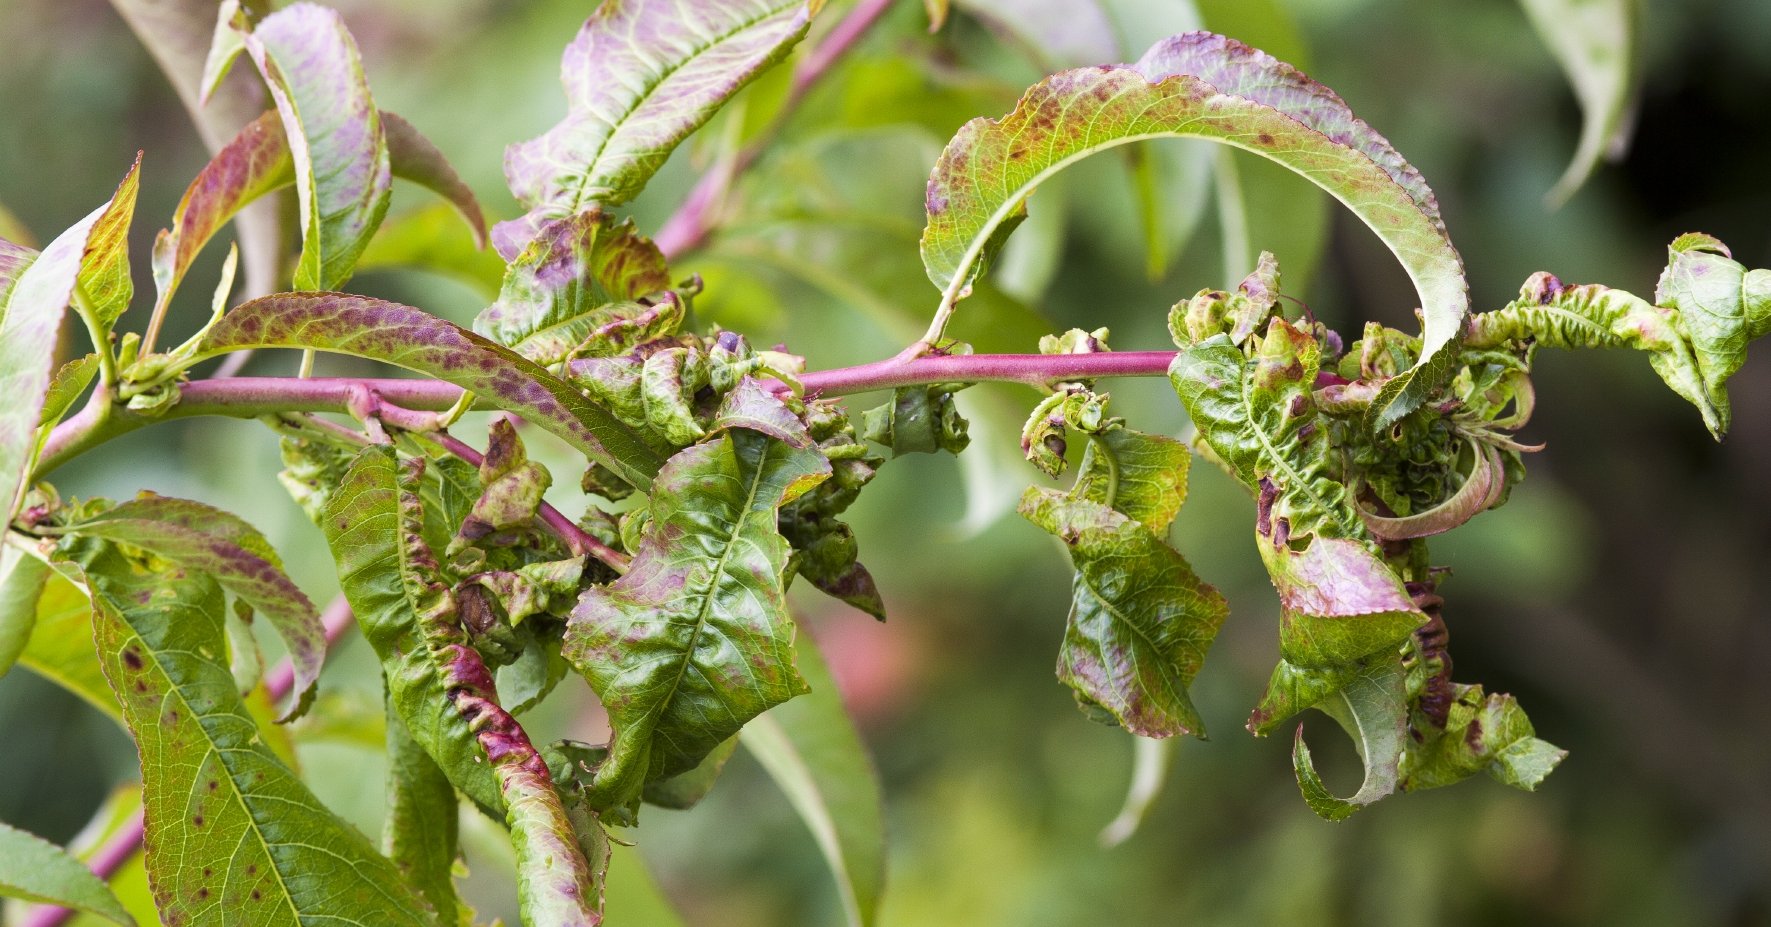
[1399,683,1566,793]
[1021,488,1227,738]
[1072,427,1191,535]
[924,32,1467,427]
[196,292,665,488]
[74,152,143,328]
[860,387,969,457]
[1519,0,1638,206]
[642,736,739,810]
[1,160,141,518]
[502,0,823,248]
[562,430,829,809]
[0,819,136,926]
[54,535,432,927]
[63,494,325,721]
[743,632,885,927]
[1292,656,1408,821]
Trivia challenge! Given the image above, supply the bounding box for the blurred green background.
[3,0,1770,924]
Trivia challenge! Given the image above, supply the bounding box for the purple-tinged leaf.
[563,430,829,810]
[1021,488,1228,739]
[709,377,812,449]
[743,633,886,927]
[501,0,823,244]
[196,292,665,488]
[925,32,1467,428]
[0,237,36,302]
[62,494,324,721]
[1399,683,1566,793]
[476,210,674,365]
[1,160,140,519]
[1292,656,1408,821]
[53,535,432,927]
[453,418,553,550]
[212,1,392,291]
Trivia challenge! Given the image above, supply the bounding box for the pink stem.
[429,431,631,573]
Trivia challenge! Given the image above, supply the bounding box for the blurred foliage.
[3,0,1769,924]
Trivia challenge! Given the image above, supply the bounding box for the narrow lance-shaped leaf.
[0,820,137,926]
[196,292,665,488]
[0,540,50,679]
[1,160,141,519]
[1099,735,1176,848]
[951,0,1119,71]
[54,535,432,927]
[500,0,823,254]
[63,495,325,721]
[383,674,466,926]
[1021,488,1228,738]
[208,1,391,291]
[153,109,484,313]
[744,632,886,927]
[1292,656,1408,821]
[322,445,503,812]
[924,31,1467,427]
[1519,0,1638,206]
[75,152,143,328]
[563,429,830,809]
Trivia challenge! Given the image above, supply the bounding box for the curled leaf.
[1356,440,1506,541]
[1291,656,1408,821]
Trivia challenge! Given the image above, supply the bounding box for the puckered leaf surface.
[501,0,822,250]
[563,430,829,809]
[196,293,664,488]
[55,535,432,927]
[925,31,1467,427]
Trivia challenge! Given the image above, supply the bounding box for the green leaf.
[0,540,50,679]
[196,292,665,489]
[1291,656,1408,821]
[951,0,1119,71]
[562,430,829,809]
[214,2,392,291]
[860,387,970,457]
[63,494,325,721]
[743,632,885,927]
[642,736,739,810]
[1651,235,1771,436]
[450,418,553,552]
[74,153,142,328]
[322,445,503,812]
[474,209,674,366]
[0,820,136,926]
[924,31,1467,427]
[1171,321,1361,542]
[153,108,483,314]
[500,0,823,249]
[357,204,506,299]
[17,569,121,725]
[383,695,463,926]
[54,534,432,927]
[1073,427,1191,535]
[1020,488,1228,738]
[1399,684,1566,793]
[42,354,102,428]
[1518,0,1638,206]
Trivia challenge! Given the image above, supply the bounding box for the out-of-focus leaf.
[1519,0,1638,206]
[475,210,674,366]
[1467,235,1771,438]
[1099,735,1175,848]
[562,430,829,810]
[1,160,140,518]
[358,204,506,299]
[17,570,119,725]
[0,541,49,679]
[1021,488,1228,738]
[153,109,482,313]
[925,32,1467,428]
[604,843,686,927]
[6,785,155,927]
[54,535,431,927]
[0,820,136,926]
[209,1,391,291]
[501,0,823,252]
[924,0,950,31]
[322,445,503,812]
[64,494,324,721]
[0,236,36,302]
[196,292,665,488]
[1292,656,1408,821]
[743,632,885,927]
[383,697,463,925]
[952,0,1119,71]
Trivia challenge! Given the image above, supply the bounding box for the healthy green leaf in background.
[383,702,462,925]
[207,1,391,291]
[1518,0,1638,206]
[744,632,886,927]
[0,540,49,679]
[357,204,507,300]
[16,569,120,725]
[0,820,136,926]
[196,292,665,488]
[56,535,432,927]
[1,159,140,518]
[501,0,824,252]
[563,429,829,810]
[62,495,324,720]
[923,32,1467,427]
